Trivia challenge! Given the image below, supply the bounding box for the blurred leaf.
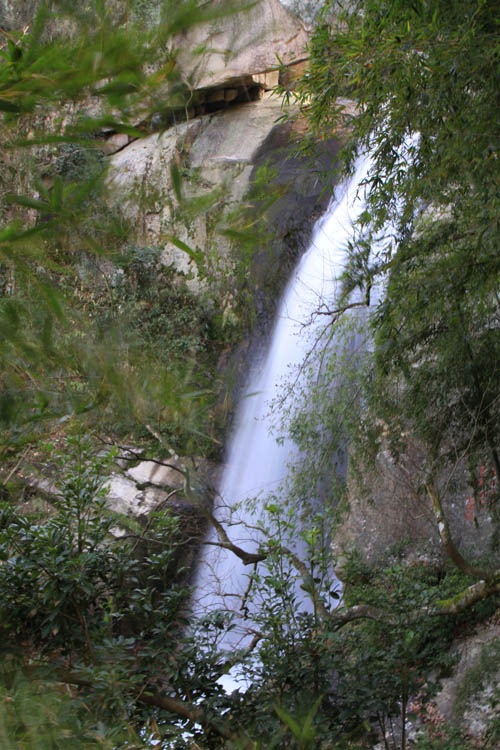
[170,161,183,202]
[164,235,203,264]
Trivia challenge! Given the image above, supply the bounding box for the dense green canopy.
[296,0,500,486]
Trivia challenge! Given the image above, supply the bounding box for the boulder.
[104,474,165,517]
[127,459,185,489]
[21,467,172,519]
[187,98,290,166]
[126,455,219,492]
[100,132,130,155]
[107,91,341,301]
[107,98,297,286]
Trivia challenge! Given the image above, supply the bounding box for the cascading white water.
[193,152,374,661]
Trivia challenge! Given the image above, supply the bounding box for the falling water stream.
[192,152,374,690]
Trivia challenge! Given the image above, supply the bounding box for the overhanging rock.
[176,0,310,90]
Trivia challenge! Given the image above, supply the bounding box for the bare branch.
[281,545,331,619]
[2,447,30,486]
[314,299,370,322]
[330,604,399,628]
[218,630,264,674]
[203,538,267,566]
[240,563,257,617]
[144,423,178,460]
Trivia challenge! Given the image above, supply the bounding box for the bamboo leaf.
[164,235,203,264]
[301,696,322,742]
[4,194,50,212]
[37,282,65,322]
[274,704,302,741]
[170,161,183,202]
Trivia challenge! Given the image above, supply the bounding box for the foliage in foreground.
[0,662,149,749]
[0,0,253,458]
[0,430,497,749]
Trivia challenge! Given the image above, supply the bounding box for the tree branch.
[330,604,399,628]
[424,578,500,616]
[281,545,331,619]
[218,631,264,674]
[314,298,370,322]
[51,669,239,744]
[203,536,267,565]
[139,691,235,739]
[426,481,495,581]
[327,576,500,630]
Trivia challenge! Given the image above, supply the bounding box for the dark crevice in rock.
[100,67,298,154]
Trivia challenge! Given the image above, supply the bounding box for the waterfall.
[192,152,374,681]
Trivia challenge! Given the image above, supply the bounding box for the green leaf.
[274,704,302,741]
[51,176,63,210]
[38,282,65,322]
[170,161,183,202]
[4,193,49,212]
[301,696,322,742]
[163,235,203,264]
[0,99,23,113]
[7,39,22,63]
[94,80,139,97]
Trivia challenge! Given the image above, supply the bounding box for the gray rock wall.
[0,0,38,29]
[332,437,495,577]
[177,0,309,89]
[278,0,324,28]
[107,96,340,299]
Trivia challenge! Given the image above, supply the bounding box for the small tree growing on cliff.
[299,0,500,478]
[286,0,500,551]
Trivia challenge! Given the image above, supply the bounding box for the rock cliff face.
[177,0,310,89]
[0,0,38,29]
[107,99,287,278]
[331,426,499,745]
[102,1,334,301]
[332,440,494,577]
[107,96,339,298]
[278,0,324,27]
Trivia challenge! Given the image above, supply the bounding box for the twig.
[2,446,30,486]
